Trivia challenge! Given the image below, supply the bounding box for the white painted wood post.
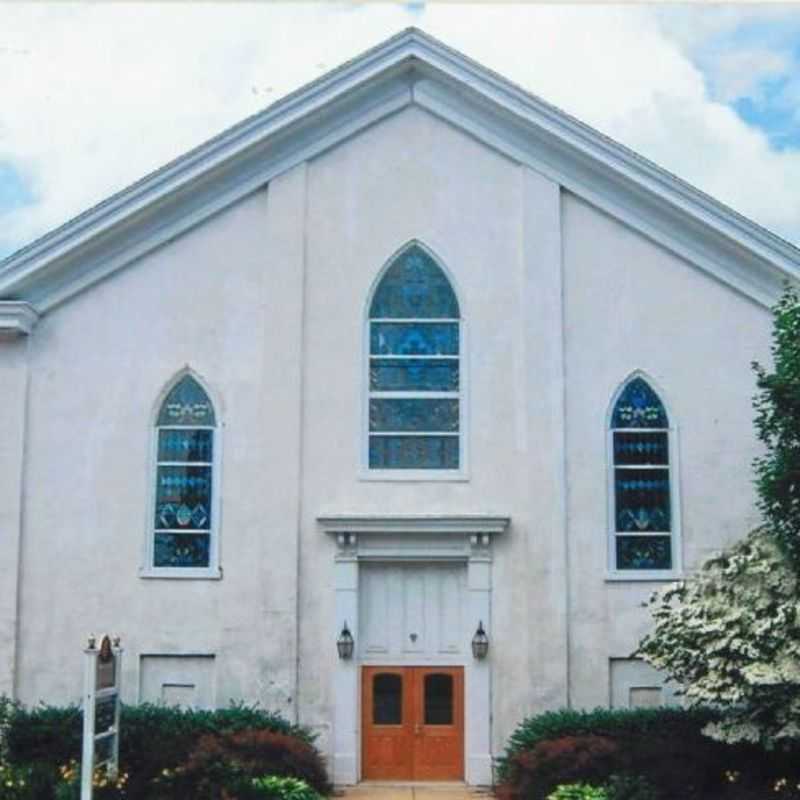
[81,643,97,800]
[110,644,123,779]
[467,536,493,786]
[333,533,359,785]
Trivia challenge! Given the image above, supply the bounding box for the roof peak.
[0,26,797,322]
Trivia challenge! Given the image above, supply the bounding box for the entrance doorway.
[361,666,464,781]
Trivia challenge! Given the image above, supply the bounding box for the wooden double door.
[362,666,464,781]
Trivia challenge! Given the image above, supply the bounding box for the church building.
[0,29,797,786]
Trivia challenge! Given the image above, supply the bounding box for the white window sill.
[139,566,222,580]
[605,571,684,583]
[359,469,469,483]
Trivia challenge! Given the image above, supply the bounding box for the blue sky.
[3,3,800,260]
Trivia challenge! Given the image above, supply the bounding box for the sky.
[3,2,800,260]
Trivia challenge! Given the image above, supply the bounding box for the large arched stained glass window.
[609,376,675,572]
[149,374,219,573]
[368,245,461,471]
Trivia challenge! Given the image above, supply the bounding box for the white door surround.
[318,514,509,786]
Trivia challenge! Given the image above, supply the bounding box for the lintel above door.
[317,514,510,562]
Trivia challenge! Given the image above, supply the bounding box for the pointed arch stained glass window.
[153,375,216,569]
[368,245,461,470]
[610,377,672,570]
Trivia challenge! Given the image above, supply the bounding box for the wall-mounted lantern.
[337,622,354,660]
[471,621,489,659]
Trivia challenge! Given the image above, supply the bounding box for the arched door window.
[367,244,461,472]
[609,376,678,573]
[145,373,220,577]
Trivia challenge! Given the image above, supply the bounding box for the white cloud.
[2,3,800,257]
[708,48,790,104]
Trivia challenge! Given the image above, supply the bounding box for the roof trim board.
[0,27,796,324]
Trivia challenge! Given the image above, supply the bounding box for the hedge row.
[1,701,325,800]
[496,706,721,779]
[496,707,800,800]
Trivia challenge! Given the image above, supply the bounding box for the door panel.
[413,667,464,780]
[362,666,463,781]
[362,667,413,780]
[359,563,467,660]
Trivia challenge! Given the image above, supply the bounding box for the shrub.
[603,774,656,800]
[0,762,36,800]
[496,707,800,800]
[496,706,719,779]
[4,702,321,800]
[4,705,81,768]
[498,735,620,800]
[547,784,608,800]
[160,729,329,799]
[248,776,322,800]
[53,760,129,800]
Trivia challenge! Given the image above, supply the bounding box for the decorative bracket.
[0,302,39,337]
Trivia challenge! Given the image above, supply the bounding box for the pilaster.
[0,335,32,697]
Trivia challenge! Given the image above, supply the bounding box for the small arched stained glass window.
[152,375,217,570]
[368,245,461,470]
[610,377,673,571]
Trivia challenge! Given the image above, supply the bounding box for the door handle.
[414,723,422,735]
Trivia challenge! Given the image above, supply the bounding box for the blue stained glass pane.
[158,429,213,462]
[616,536,672,570]
[154,533,210,568]
[371,359,458,392]
[371,322,458,356]
[370,246,459,319]
[611,378,668,429]
[370,435,459,469]
[615,468,670,532]
[370,399,459,432]
[157,376,216,427]
[613,432,668,466]
[155,465,211,530]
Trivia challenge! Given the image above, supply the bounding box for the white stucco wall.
[1,105,774,780]
[561,192,771,709]
[13,173,305,719]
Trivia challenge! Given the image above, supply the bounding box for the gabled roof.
[1,27,797,332]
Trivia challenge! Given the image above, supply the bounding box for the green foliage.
[638,528,800,745]
[753,284,800,569]
[53,760,129,800]
[496,706,719,778]
[4,702,321,800]
[634,286,800,748]
[249,776,322,800]
[4,704,80,767]
[155,728,329,800]
[0,762,36,800]
[494,708,789,800]
[547,785,607,800]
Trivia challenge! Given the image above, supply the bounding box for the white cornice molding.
[317,514,510,535]
[0,302,39,336]
[0,27,798,311]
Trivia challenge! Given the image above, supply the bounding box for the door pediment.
[318,514,509,563]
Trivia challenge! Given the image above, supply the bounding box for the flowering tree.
[638,285,800,747]
[637,528,800,745]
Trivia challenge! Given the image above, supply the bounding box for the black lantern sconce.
[471,621,489,659]
[337,622,355,660]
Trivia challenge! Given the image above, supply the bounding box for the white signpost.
[81,635,122,800]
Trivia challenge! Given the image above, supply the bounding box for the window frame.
[605,373,682,581]
[361,242,469,482]
[140,371,223,580]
